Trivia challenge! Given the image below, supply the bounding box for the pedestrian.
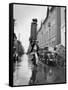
[44,53,49,64]
[31,54,37,66]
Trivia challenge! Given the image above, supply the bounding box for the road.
[13,54,32,86]
[13,53,66,86]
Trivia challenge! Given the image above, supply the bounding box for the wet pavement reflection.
[13,54,32,85]
[13,53,65,86]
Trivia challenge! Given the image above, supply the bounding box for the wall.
[37,7,61,48]
[61,7,65,47]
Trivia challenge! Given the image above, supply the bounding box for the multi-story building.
[29,19,37,42]
[28,19,38,53]
[60,7,65,47]
[37,6,65,49]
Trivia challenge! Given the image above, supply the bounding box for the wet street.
[13,54,32,85]
[13,53,65,86]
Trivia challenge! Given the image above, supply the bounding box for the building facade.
[37,7,65,49]
[28,19,38,53]
[29,19,37,42]
[60,7,65,47]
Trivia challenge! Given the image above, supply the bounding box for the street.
[13,53,65,86]
[13,54,32,85]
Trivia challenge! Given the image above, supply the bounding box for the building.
[37,6,65,49]
[60,7,65,47]
[28,19,38,53]
[29,19,37,42]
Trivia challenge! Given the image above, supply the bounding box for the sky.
[14,4,47,52]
